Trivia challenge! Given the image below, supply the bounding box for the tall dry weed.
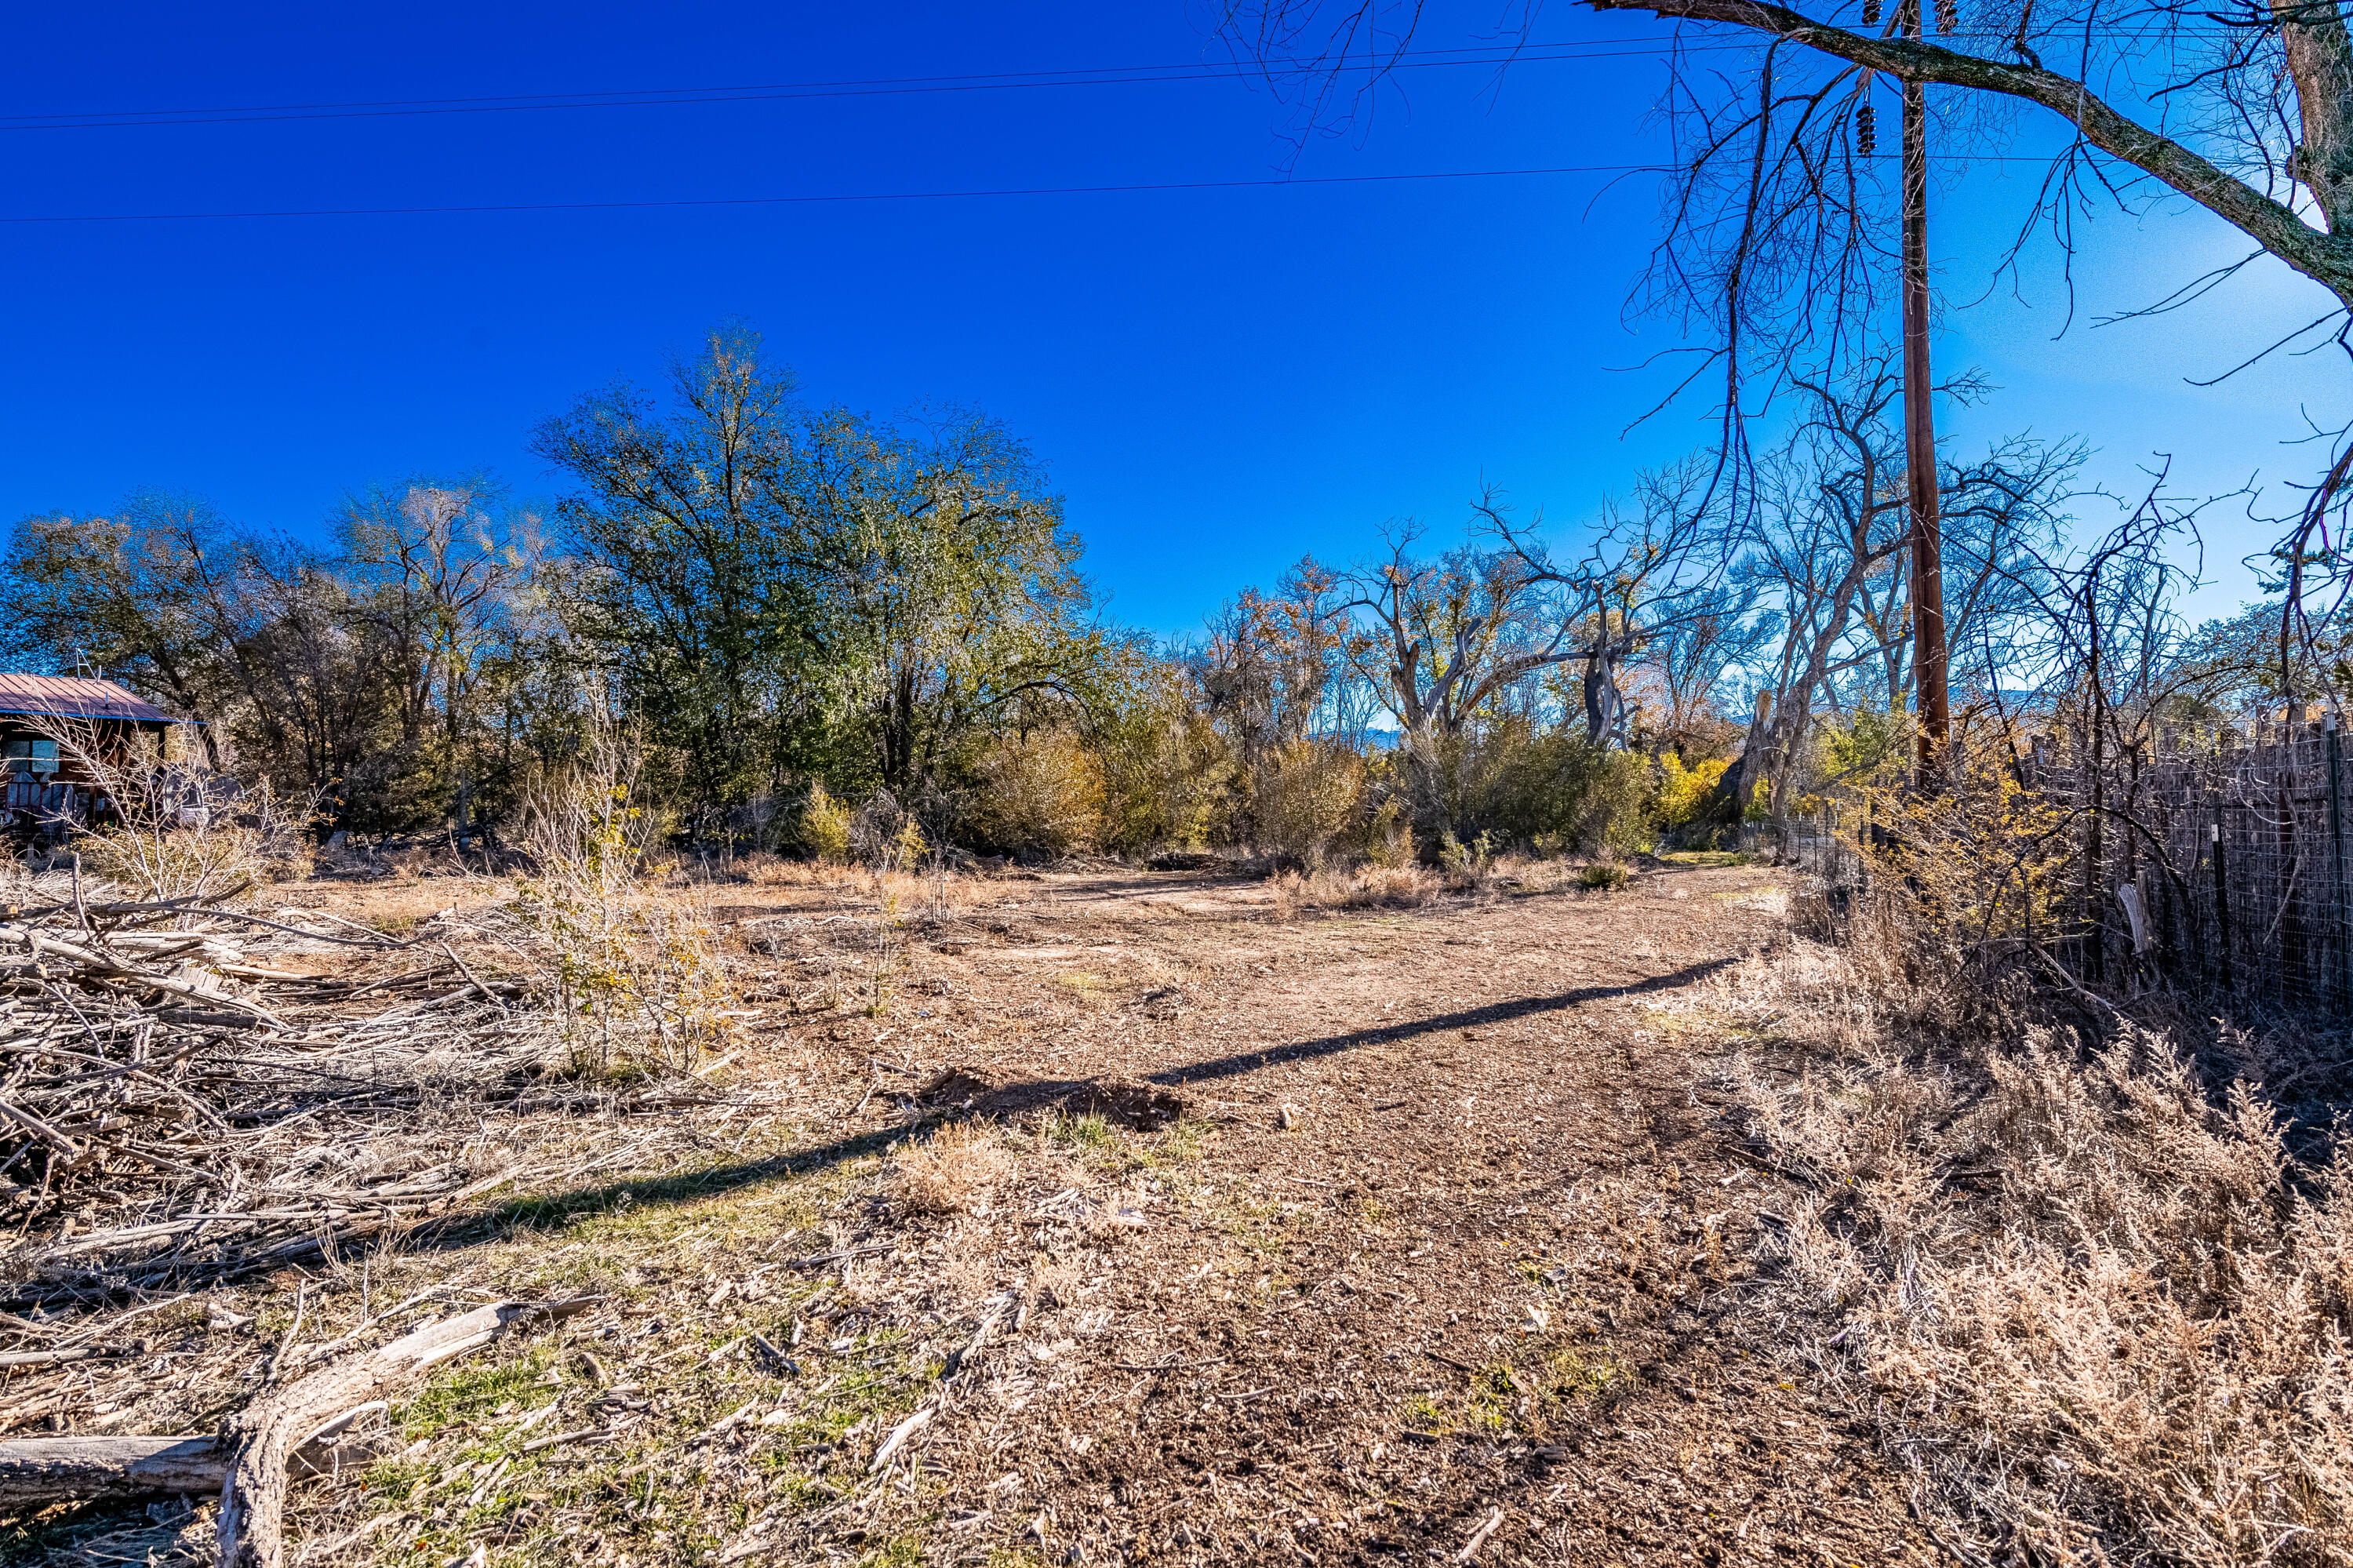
[1710,926,2353,1563]
[35,716,313,901]
[512,738,733,1075]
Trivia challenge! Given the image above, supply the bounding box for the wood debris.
[0,881,551,1308]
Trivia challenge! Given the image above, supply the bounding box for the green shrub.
[798,782,854,862]
[1577,861,1630,891]
[1459,722,1655,856]
[1438,829,1498,888]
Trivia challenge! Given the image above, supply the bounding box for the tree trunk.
[2282,0,2353,236]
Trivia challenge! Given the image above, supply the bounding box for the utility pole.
[1902,0,1950,785]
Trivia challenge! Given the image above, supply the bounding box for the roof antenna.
[71,647,95,679]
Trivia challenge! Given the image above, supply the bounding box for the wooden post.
[1902,0,1948,786]
[2213,813,2234,993]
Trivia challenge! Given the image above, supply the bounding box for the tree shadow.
[1144,957,1741,1086]
[24,955,1746,1306]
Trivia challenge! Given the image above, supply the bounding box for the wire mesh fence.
[1744,814,1867,887]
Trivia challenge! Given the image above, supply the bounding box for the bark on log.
[0,1434,385,1509]
[0,1298,591,1563]
[215,1297,591,1568]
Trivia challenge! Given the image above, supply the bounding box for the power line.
[0,24,2238,135]
[0,38,1769,134]
[0,163,1674,226]
[0,149,2127,227]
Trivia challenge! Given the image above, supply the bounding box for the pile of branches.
[0,879,549,1309]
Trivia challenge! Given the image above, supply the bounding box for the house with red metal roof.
[0,674,180,833]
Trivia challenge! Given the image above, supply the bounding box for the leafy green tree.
[532,326,824,839]
[791,405,1109,806]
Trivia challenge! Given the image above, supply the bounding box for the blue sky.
[1,1,2336,638]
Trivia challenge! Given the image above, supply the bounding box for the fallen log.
[0,1297,591,1565]
[215,1296,594,1568]
[0,1432,385,1510]
[0,924,289,1030]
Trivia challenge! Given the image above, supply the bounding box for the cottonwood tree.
[791,405,1109,807]
[1337,527,1587,823]
[1,493,247,765]
[1722,369,1917,816]
[1191,559,1361,794]
[540,327,1120,842]
[341,480,544,839]
[1,496,416,805]
[533,326,821,835]
[1486,461,1738,747]
[1639,581,1775,749]
[1715,366,2073,815]
[1216,0,2353,756]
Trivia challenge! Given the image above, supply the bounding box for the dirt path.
[860,860,1935,1566]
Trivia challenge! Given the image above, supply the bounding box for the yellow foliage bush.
[518,775,733,1076]
[798,783,853,863]
[1253,738,1364,865]
[1864,761,2072,948]
[1655,753,1729,828]
[971,729,1107,857]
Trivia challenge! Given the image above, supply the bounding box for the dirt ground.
[9,857,1940,1567]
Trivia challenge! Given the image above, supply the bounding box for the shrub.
[969,729,1106,857]
[36,719,313,901]
[1577,861,1629,891]
[1437,829,1498,890]
[515,737,733,1075]
[1654,752,1729,828]
[1269,861,1437,917]
[1467,725,1655,856]
[1366,795,1417,868]
[1091,681,1235,854]
[1705,898,2353,1562]
[797,783,854,863]
[1253,738,1363,865]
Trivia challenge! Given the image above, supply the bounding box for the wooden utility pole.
[1902,0,1950,784]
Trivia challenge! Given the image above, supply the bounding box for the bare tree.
[1710,366,2076,814]
[1729,368,1917,816]
[342,480,544,840]
[1337,526,1585,822]
[1640,581,1775,748]
[1214,0,2353,768]
[1486,460,1739,747]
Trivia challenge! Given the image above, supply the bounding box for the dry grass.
[1267,860,1440,916]
[889,1119,1016,1216]
[1262,850,1614,918]
[725,853,988,916]
[35,715,315,898]
[1695,904,2353,1565]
